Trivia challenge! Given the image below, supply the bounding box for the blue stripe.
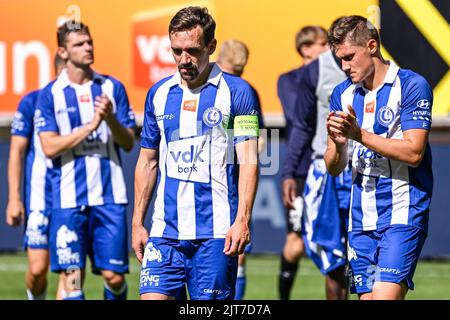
[63,87,82,128]
[194,85,217,237]
[52,158,62,209]
[374,176,393,229]
[74,157,88,206]
[162,87,183,238]
[100,158,114,203]
[90,82,114,203]
[353,87,365,127]
[374,84,393,134]
[44,167,52,210]
[63,86,88,205]
[24,144,34,212]
[408,146,432,230]
[351,173,363,231]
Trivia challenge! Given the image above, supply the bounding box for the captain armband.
[233,115,259,137]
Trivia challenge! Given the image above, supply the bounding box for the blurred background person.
[282,20,350,299]
[217,38,264,300]
[277,26,328,300]
[6,53,66,300]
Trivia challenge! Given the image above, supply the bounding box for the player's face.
[170,25,216,83]
[63,32,94,68]
[335,39,374,84]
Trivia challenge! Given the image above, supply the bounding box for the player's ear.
[57,46,69,60]
[367,39,378,55]
[207,38,217,55]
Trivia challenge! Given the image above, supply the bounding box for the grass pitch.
[0,253,449,300]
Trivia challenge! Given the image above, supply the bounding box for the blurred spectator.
[277,25,328,300]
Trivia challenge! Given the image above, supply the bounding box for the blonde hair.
[217,39,249,74]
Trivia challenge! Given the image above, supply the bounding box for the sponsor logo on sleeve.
[417,99,430,110]
[11,111,25,132]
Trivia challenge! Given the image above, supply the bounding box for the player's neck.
[66,63,93,85]
[182,63,214,90]
[363,58,390,91]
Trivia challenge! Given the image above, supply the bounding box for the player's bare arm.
[224,138,258,256]
[6,136,28,226]
[330,106,428,167]
[95,93,135,152]
[282,178,297,209]
[132,147,159,263]
[39,110,104,159]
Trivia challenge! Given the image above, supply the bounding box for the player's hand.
[89,110,103,131]
[344,105,362,142]
[223,220,250,256]
[282,178,297,209]
[6,199,25,227]
[327,111,349,146]
[94,94,114,123]
[132,224,149,264]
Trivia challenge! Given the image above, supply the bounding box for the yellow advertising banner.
[0,0,377,125]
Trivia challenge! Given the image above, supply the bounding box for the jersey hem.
[349,222,428,234]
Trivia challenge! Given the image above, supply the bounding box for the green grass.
[0,252,449,300]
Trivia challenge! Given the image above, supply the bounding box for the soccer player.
[36,21,136,300]
[325,15,433,300]
[132,6,260,300]
[216,39,264,300]
[6,54,66,300]
[277,26,328,300]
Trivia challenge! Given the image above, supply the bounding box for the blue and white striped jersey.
[11,90,52,213]
[141,63,260,240]
[35,69,136,209]
[330,63,433,232]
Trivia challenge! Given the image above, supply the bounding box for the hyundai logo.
[417,99,430,110]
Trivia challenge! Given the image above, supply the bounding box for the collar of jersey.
[355,61,400,92]
[169,62,223,90]
[55,68,106,89]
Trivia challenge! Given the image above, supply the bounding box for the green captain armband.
[234,115,259,137]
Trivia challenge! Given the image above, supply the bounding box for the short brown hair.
[328,15,380,50]
[57,20,91,47]
[295,26,327,56]
[169,6,216,46]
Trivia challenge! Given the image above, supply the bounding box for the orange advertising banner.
[0,0,376,125]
